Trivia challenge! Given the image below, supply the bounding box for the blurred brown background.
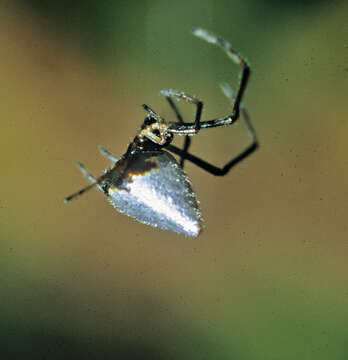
[1,1,348,359]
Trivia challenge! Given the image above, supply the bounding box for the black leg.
[168,29,250,135]
[194,28,249,125]
[164,95,191,168]
[64,160,112,202]
[143,29,257,175]
[64,162,97,202]
[161,89,203,137]
[166,107,258,176]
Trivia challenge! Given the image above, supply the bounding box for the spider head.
[137,115,173,147]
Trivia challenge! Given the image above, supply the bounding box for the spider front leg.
[169,29,250,134]
[160,90,203,168]
[193,28,249,122]
[160,90,203,135]
[163,95,190,168]
[166,82,258,176]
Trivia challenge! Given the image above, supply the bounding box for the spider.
[64,29,258,237]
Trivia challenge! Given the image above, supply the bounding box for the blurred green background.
[1,1,348,359]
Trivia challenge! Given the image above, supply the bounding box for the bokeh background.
[1,1,348,359]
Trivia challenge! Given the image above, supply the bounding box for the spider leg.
[98,146,119,163]
[162,93,197,168]
[164,29,258,175]
[193,28,249,122]
[160,89,203,135]
[64,162,97,202]
[167,107,258,176]
[169,29,250,134]
[64,162,110,202]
